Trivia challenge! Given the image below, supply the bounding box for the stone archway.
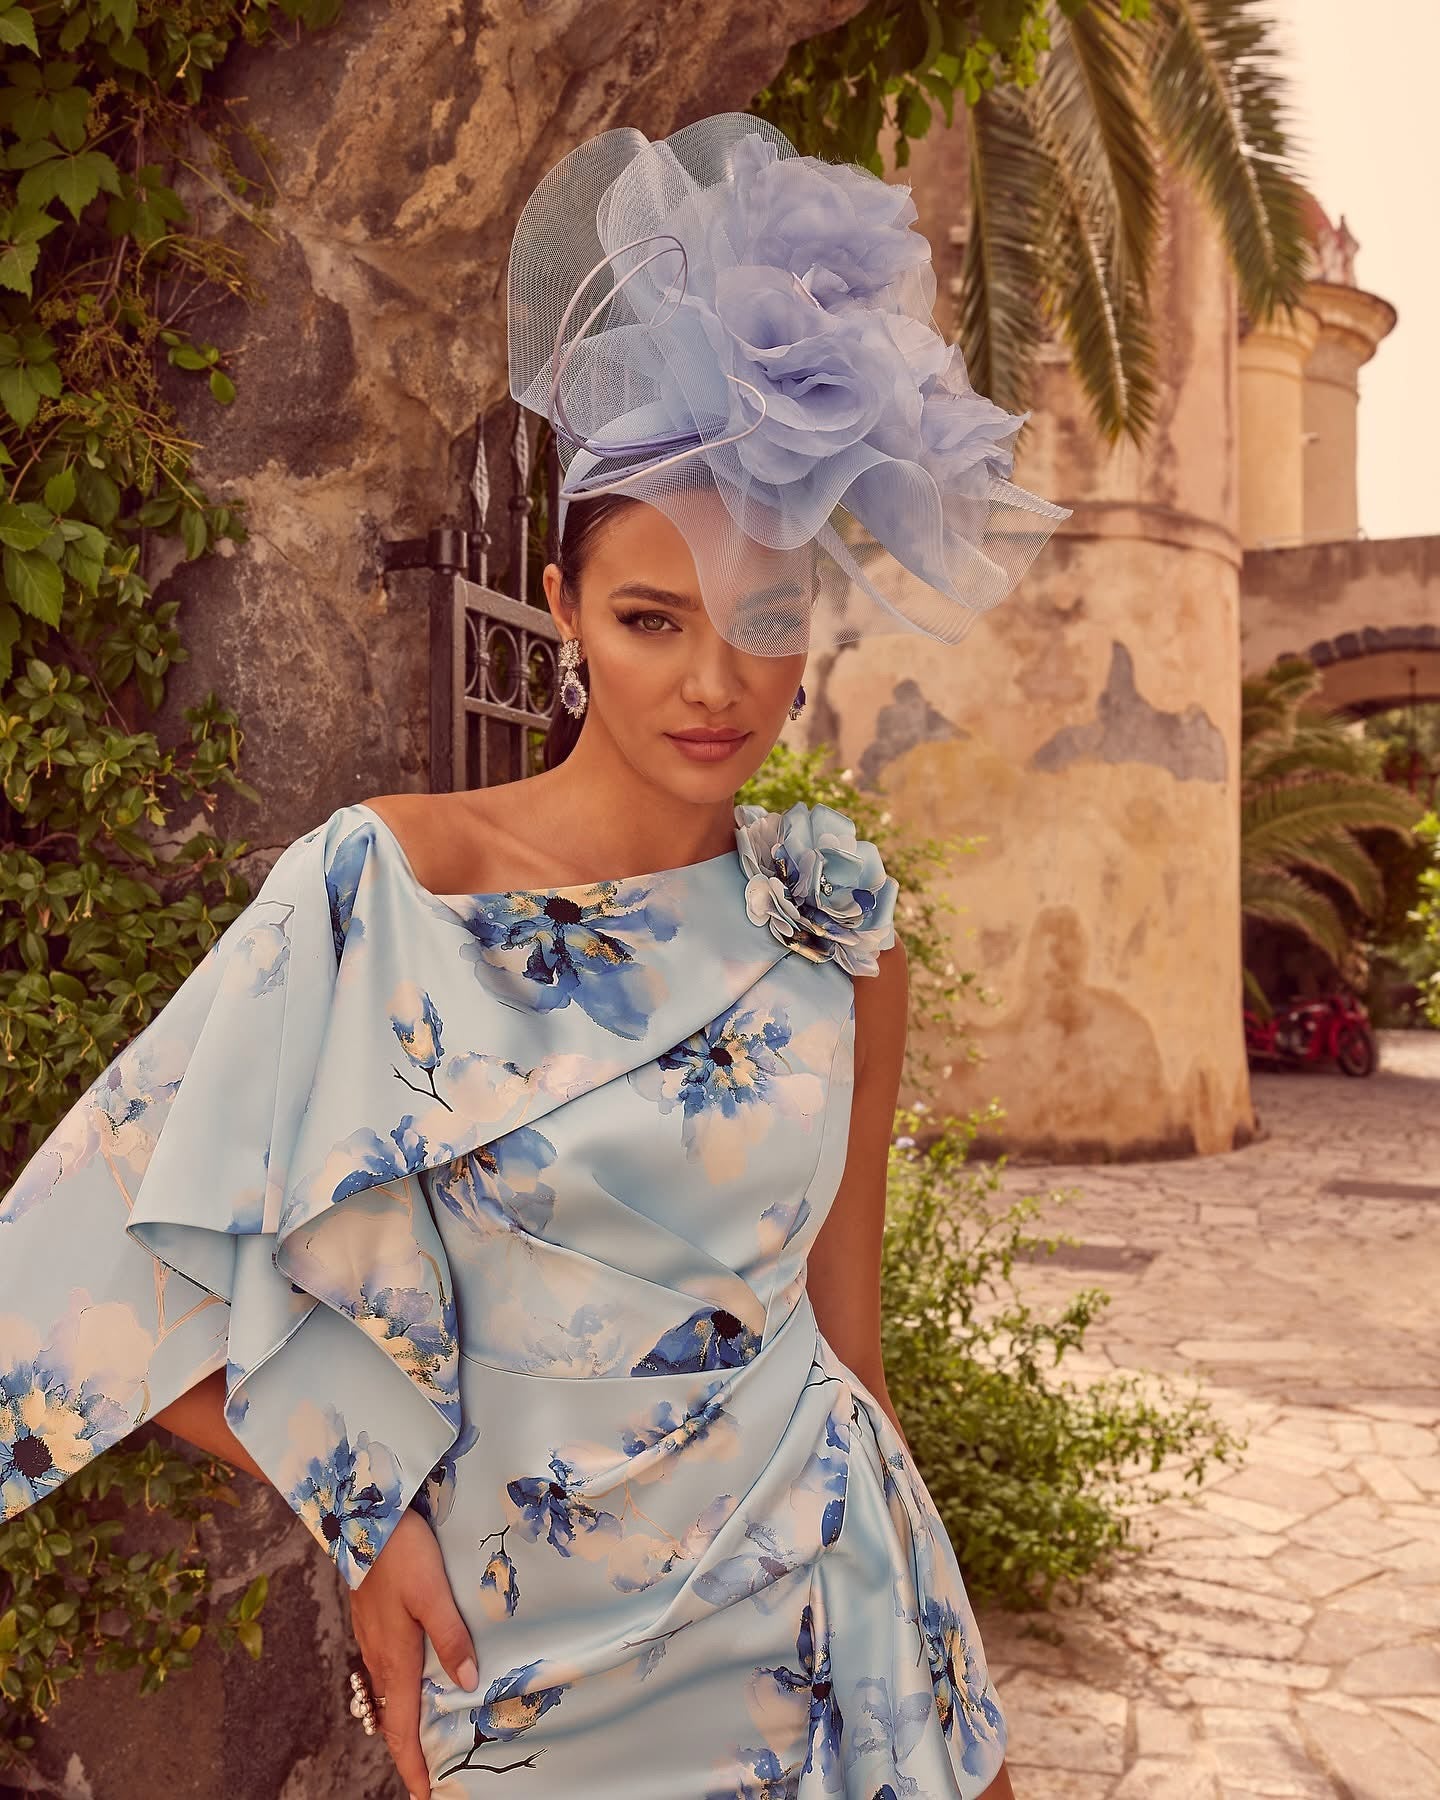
[1300,631,1440,717]
[1241,535,1440,708]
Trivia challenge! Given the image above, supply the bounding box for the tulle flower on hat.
[508,113,1070,656]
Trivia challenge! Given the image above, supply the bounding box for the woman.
[0,115,1068,1795]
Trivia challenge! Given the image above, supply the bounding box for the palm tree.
[1241,658,1422,1006]
[757,0,1309,444]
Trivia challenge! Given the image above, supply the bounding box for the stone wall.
[151,0,865,859]
[1242,534,1440,712]
[10,4,865,1794]
[801,148,1257,1160]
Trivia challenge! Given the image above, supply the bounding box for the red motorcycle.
[1244,989,1377,1078]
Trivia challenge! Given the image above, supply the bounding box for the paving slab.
[974,1030,1440,1798]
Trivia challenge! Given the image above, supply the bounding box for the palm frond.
[1285,832,1385,918]
[1240,867,1350,966]
[1055,0,1162,298]
[1244,731,1378,785]
[1241,776,1421,863]
[1241,657,1322,740]
[958,86,1049,412]
[1025,5,1160,440]
[1145,0,1308,319]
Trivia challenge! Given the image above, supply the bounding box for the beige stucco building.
[800,141,1414,1161]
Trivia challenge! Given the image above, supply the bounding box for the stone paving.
[976,1030,1440,1800]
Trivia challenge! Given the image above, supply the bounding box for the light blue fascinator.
[508,112,1071,656]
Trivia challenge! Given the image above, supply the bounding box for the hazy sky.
[1269,0,1437,541]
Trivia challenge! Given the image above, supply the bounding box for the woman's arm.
[155,1377,479,1800]
[154,1370,266,1479]
[805,941,1018,1800]
[805,936,910,1446]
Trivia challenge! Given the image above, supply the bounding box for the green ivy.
[0,0,343,1767]
[0,1,343,1190]
[0,1436,268,1767]
[753,0,1072,170]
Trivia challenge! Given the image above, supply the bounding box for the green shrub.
[737,741,993,1086]
[883,1104,1245,1610]
[0,1437,267,1769]
[1408,811,1440,1027]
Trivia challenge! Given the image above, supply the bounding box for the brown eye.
[618,610,678,634]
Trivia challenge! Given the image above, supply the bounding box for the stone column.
[1301,282,1397,542]
[1237,303,1319,550]
[805,168,1256,1160]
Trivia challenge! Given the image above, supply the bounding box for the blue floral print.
[477,1530,521,1619]
[0,1345,124,1510]
[282,1404,403,1586]
[457,879,680,1039]
[0,797,1007,1796]
[631,1303,763,1375]
[759,1602,845,1789]
[507,1452,623,1556]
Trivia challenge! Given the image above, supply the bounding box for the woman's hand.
[349,1507,480,1800]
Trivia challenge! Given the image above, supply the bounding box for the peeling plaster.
[856,677,966,789]
[1030,641,1227,783]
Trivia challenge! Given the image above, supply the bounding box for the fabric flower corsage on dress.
[734,802,898,977]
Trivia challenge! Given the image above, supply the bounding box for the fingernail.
[458,1657,479,1691]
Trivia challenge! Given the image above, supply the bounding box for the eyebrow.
[607,580,808,610]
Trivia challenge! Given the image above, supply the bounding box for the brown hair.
[542,492,639,770]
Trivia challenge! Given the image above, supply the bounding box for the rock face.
[16,5,863,1795]
[154,0,863,858]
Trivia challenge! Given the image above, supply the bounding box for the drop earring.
[788,684,806,722]
[558,636,588,718]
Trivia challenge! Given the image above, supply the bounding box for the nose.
[678,631,747,713]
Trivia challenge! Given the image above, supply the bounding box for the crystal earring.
[788,684,806,722]
[558,636,588,719]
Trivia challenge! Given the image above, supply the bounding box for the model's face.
[543,500,810,800]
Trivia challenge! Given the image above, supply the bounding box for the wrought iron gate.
[381,408,562,792]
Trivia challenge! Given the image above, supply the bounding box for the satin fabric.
[0,800,1005,1795]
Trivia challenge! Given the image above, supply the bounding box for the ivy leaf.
[100,0,139,42]
[0,603,19,683]
[0,6,40,56]
[3,542,63,623]
[0,499,53,549]
[49,85,93,155]
[0,201,61,298]
[18,146,123,222]
[105,31,149,73]
[75,461,120,527]
[44,465,76,513]
[0,240,39,296]
[180,506,207,561]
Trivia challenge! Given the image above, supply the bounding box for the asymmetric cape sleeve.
[0,809,460,1586]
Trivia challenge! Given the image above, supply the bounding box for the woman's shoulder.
[353,790,561,897]
[353,792,480,896]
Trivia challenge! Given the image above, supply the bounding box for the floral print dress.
[0,798,1006,1796]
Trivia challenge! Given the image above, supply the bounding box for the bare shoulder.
[357,786,572,894]
[356,790,502,894]
[852,936,908,1074]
